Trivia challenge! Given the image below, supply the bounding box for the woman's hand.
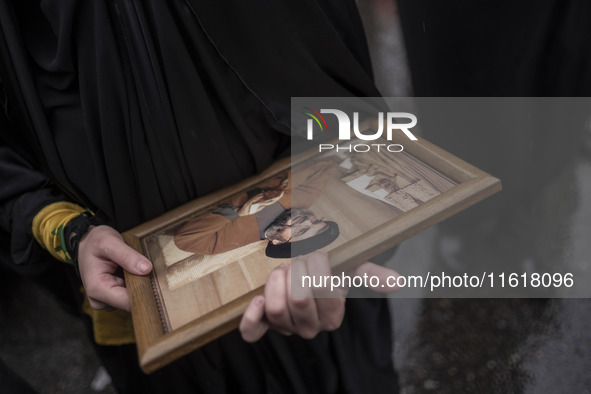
[239,251,399,342]
[77,225,152,311]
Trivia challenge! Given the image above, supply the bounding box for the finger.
[99,285,131,311]
[94,231,152,276]
[287,258,320,339]
[315,296,346,332]
[302,252,345,333]
[289,256,313,298]
[305,251,346,298]
[86,270,132,311]
[264,263,294,334]
[240,296,269,342]
[87,298,115,312]
[349,262,400,294]
[87,297,110,310]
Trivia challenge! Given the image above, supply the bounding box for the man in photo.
[173,160,339,258]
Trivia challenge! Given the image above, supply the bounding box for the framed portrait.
[123,132,501,373]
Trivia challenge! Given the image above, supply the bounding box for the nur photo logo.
[303,108,418,153]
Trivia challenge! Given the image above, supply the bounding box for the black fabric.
[86,298,396,394]
[0,1,396,393]
[0,111,65,273]
[0,358,37,394]
[397,0,591,96]
[64,211,102,277]
[0,0,380,265]
[396,0,591,231]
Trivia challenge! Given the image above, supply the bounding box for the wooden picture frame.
[123,132,501,373]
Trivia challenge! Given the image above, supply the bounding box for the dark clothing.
[396,0,591,222]
[0,1,396,393]
[397,0,591,97]
[1,0,379,266]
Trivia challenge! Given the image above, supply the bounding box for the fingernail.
[138,261,151,273]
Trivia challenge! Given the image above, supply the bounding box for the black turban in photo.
[265,221,339,259]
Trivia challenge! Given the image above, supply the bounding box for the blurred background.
[2,0,591,392]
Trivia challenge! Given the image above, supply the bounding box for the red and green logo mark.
[303,107,328,133]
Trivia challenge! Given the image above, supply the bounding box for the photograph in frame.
[123,134,501,373]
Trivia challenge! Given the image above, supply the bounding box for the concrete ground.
[2,1,591,393]
[0,271,116,394]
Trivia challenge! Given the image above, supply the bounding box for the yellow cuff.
[81,289,136,345]
[32,201,87,263]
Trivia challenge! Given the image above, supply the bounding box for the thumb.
[108,243,152,276]
[93,227,152,275]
